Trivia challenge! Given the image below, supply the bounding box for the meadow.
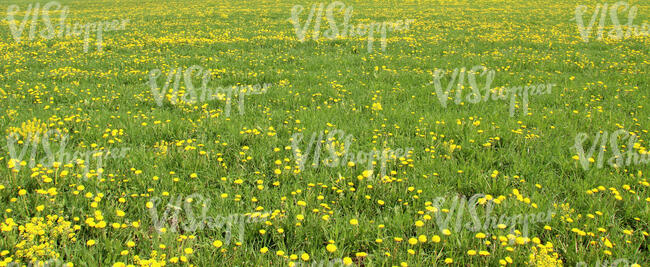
[0,0,648,266]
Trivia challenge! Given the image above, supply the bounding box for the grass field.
[0,0,649,266]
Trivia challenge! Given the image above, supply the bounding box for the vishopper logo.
[576,258,635,267]
[148,65,270,117]
[294,258,346,267]
[6,129,130,180]
[574,1,648,42]
[147,193,270,245]
[573,129,649,170]
[294,255,373,267]
[289,129,413,180]
[431,194,555,242]
[428,65,555,117]
[289,1,414,52]
[6,258,68,267]
[6,1,129,52]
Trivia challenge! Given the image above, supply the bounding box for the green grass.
[0,0,648,266]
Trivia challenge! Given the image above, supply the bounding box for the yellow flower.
[444,258,453,264]
[343,257,353,265]
[260,247,268,254]
[479,250,490,256]
[301,253,310,261]
[515,237,526,245]
[408,237,418,245]
[87,240,96,246]
[467,250,477,256]
[371,102,383,111]
[603,238,613,248]
[431,235,441,243]
[349,219,359,225]
[184,247,194,254]
[326,244,337,253]
[212,240,223,248]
